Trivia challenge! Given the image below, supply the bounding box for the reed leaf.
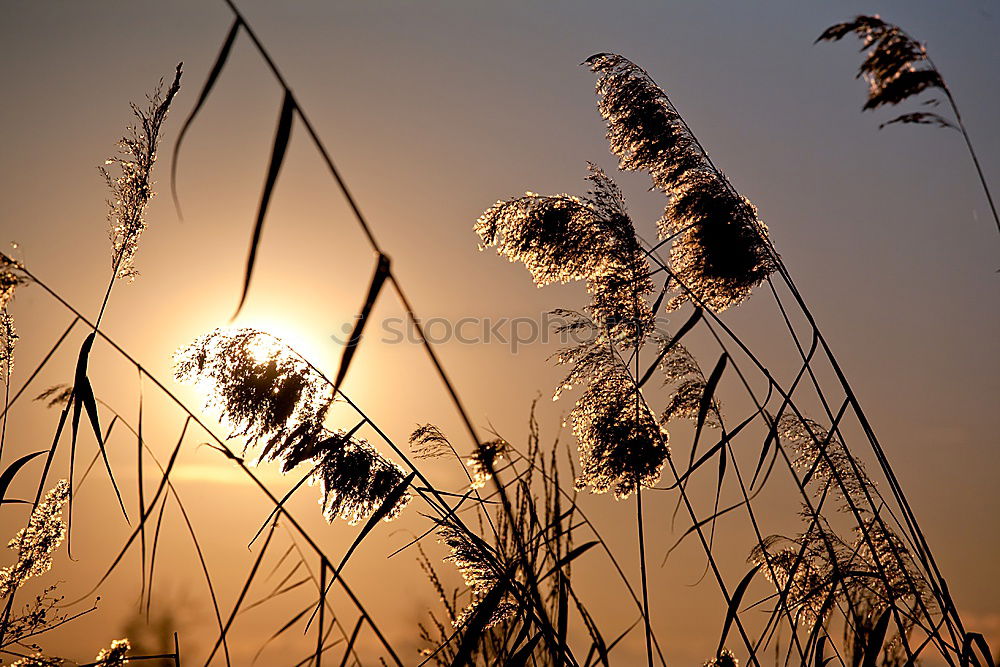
[0,452,45,506]
[171,17,243,219]
[332,253,390,396]
[234,91,296,316]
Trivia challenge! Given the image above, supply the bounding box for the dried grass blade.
[862,607,892,667]
[507,633,543,667]
[171,17,243,218]
[717,564,760,657]
[540,541,599,581]
[240,577,309,615]
[316,561,326,666]
[206,517,279,665]
[251,604,313,665]
[697,353,727,434]
[333,254,390,396]
[815,636,826,667]
[662,499,756,564]
[750,409,782,490]
[0,450,45,504]
[233,90,296,317]
[669,408,758,489]
[557,574,569,658]
[78,374,128,523]
[69,333,128,549]
[637,307,702,388]
[137,379,147,603]
[145,492,169,618]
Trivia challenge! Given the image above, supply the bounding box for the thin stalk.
[636,486,654,667]
[0,353,10,462]
[924,56,1000,235]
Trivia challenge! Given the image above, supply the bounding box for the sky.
[1,0,998,664]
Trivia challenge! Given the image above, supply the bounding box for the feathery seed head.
[586,53,776,312]
[750,526,844,626]
[817,16,952,129]
[1,312,17,381]
[705,649,739,667]
[0,481,70,599]
[300,428,412,525]
[175,328,409,525]
[175,328,334,456]
[467,438,508,490]
[103,66,181,282]
[0,271,26,312]
[94,638,130,666]
[476,165,655,340]
[35,384,75,410]
[570,365,668,499]
[436,524,517,629]
[778,415,869,508]
[652,334,722,428]
[409,423,453,460]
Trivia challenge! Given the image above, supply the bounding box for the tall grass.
[0,3,995,666]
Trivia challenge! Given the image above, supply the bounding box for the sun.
[235,314,332,371]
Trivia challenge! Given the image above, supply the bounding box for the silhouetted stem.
[915,53,1000,237]
[636,486,654,667]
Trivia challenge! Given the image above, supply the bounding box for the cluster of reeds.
[471,47,991,667]
[0,4,994,667]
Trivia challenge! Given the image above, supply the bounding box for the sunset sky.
[1,1,998,664]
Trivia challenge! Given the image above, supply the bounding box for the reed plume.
[654,332,721,427]
[704,648,738,667]
[175,328,410,524]
[94,638,130,666]
[476,164,654,341]
[751,508,931,653]
[778,414,868,507]
[436,523,518,630]
[817,16,948,126]
[0,313,17,382]
[409,424,453,460]
[818,15,1000,235]
[548,314,668,498]
[284,427,411,525]
[585,53,776,312]
[466,438,508,490]
[102,65,182,281]
[0,481,70,599]
[175,328,334,454]
[34,385,75,410]
[570,362,667,499]
[749,522,848,627]
[0,253,26,312]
